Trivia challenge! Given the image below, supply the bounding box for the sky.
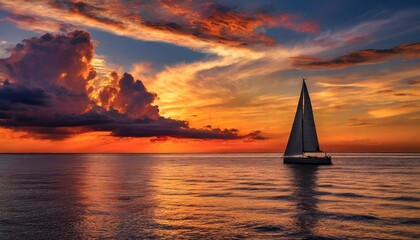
[0,0,419,153]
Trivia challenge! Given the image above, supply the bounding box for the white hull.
[283,156,332,165]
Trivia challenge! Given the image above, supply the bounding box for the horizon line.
[1,152,420,154]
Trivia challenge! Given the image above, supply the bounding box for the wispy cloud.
[292,42,420,69]
[347,118,375,126]
[0,0,318,56]
[368,103,419,118]
[4,14,73,33]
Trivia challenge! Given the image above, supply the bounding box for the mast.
[301,78,305,154]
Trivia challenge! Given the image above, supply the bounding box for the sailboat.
[283,78,332,165]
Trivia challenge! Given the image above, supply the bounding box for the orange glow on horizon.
[0,126,419,153]
[0,1,419,153]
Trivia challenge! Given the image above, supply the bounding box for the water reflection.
[1,154,419,239]
[76,154,158,239]
[0,155,87,239]
[289,165,320,238]
[0,154,159,239]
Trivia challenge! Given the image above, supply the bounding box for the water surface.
[0,153,419,239]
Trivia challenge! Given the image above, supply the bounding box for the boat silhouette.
[283,78,332,165]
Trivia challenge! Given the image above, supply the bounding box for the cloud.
[347,118,374,126]
[0,0,318,55]
[4,14,74,33]
[0,30,94,114]
[401,75,420,85]
[0,84,49,107]
[368,103,419,118]
[0,31,266,141]
[394,93,415,96]
[143,1,318,47]
[292,42,420,69]
[111,73,160,119]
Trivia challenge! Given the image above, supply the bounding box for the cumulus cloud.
[111,73,160,119]
[1,30,94,114]
[291,42,420,69]
[0,31,266,141]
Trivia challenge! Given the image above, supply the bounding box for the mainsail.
[284,79,320,156]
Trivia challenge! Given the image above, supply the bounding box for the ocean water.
[0,153,419,239]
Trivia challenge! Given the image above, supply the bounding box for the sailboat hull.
[283,156,332,165]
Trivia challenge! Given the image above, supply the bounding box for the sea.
[0,153,419,239]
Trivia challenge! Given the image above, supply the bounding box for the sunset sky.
[0,0,419,153]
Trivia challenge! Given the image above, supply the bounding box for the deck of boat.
[283,156,332,165]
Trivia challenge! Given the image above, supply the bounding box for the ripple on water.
[333,192,369,199]
[195,192,235,197]
[387,196,420,202]
[238,181,277,186]
[252,224,284,232]
[0,153,419,239]
[320,212,381,222]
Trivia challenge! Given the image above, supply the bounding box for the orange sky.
[0,0,419,153]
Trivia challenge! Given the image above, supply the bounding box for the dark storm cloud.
[0,85,49,106]
[292,42,420,69]
[0,31,266,141]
